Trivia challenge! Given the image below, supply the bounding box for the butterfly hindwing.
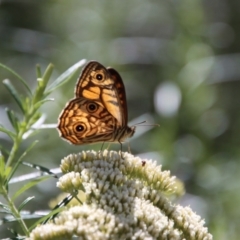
[58,98,117,144]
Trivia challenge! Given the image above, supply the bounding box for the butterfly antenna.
[132,121,160,127]
[134,120,146,126]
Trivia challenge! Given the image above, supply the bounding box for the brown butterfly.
[57,61,135,149]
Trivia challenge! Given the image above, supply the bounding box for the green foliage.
[0,60,86,237]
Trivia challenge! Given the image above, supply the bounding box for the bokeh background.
[0,0,239,238]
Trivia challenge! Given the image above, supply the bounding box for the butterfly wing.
[57,98,117,144]
[75,61,115,99]
[106,67,128,127]
[75,61,128,127]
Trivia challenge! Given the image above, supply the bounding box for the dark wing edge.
[107,67,128,126]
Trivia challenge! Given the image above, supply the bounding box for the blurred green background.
[0,0,239,239]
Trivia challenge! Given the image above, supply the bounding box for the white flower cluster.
[30,150,212,240]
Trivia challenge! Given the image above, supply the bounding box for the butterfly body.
[58,61,135,146]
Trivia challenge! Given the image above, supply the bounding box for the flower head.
[30,150,212,240]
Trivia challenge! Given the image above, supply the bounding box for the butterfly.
[57,61,135,149]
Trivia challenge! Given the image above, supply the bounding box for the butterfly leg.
[127,142,132,154]
[100,142,105,151]
[99,142,106,157]
[118,140,124,159]
[106,143,111,150]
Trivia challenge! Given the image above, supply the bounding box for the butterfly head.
[128,126,136,138]
[118,125,136,142]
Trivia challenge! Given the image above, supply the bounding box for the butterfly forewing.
[75,61,126,126]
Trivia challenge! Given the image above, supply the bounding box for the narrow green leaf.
[18,196,35,211]
[3,166,11,181]
[8,140,38,181]
[12,175,51,201]
[0,151,5,172]
[0,63,32,95]
[22,161,58,178]
[6,108,19,132]
[42,63,54,87]
[46,59,87,93]
[3,79,25,114]
[0,152,11,187]
[0,125,15,139]
[3,210,47,222]
[33,98,54,110]
[0,145,10,156]
[36,64,42,78]
[33,64,54,104]
[22,128,40,140]
[40,194,75,225]
[25,108,41,124]
[0,201,11,213]
[29,207,64,230]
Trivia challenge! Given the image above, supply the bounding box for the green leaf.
[0,124,15,139]
[25,108,41,125]
[29,207,64,230]
[36,64,42,78]
[8,140,38,181]
[18,196,35,211]
[0,153,11,186]
[33,98,54,110]
[0,156,8,193]
[3,79,25,114]
[42,63,54,87]
[6,108,19,132]
[3,167,11,182]
[0,151,5,173]
[4,211,48,223]
[40,194,76,225]
[0,145,10,156]
[46,59,87,94]
[12,175,51,201]
[33,64,54,104]
[0,63,32,95]
[22,162,58,178]
[0,201,11,214]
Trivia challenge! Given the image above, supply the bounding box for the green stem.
[6,124,27,168]
[6,106,36,168]
[6,138,20,168]
[2,185,29,236]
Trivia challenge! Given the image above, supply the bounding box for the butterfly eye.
[75,124,84,132]
[87,103,98,113]
[96,73,103,80]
